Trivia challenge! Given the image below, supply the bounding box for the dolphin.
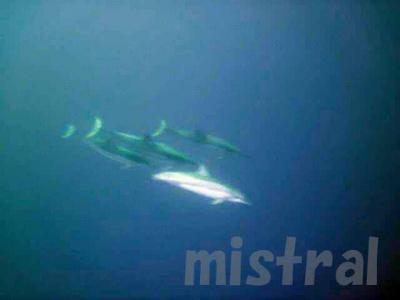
[158,120,244,155]
[153,165,250,205]
[141,137,198,167]
[87,141,152,168]
[83,117,152,168]
[113,124,198,167]
[61,124,77,139]
[73,117,197,168]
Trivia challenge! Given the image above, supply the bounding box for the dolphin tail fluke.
[61,124,77,139]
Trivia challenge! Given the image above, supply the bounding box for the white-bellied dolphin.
[153,165,249,205]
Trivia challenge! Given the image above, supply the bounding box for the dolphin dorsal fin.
[197,165,209,176]
[151,120,168,137]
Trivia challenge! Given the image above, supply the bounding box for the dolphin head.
[227,190,250,205]
[230,196,250,205]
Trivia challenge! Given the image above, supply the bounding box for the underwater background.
[1,1,399,299]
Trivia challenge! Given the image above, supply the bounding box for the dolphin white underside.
[153,172,247,205]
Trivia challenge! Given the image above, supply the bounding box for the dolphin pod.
[62,117,249,205]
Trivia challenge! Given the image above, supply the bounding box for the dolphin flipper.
[211,199,224,205]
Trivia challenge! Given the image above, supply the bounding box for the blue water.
[1,1,399,298]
